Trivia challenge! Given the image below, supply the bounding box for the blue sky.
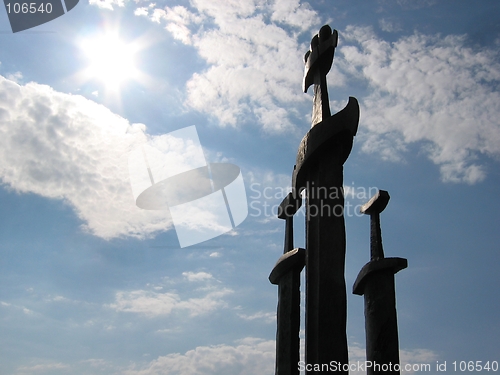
[0,0,499,374]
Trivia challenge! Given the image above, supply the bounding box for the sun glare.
[80,33,139,89]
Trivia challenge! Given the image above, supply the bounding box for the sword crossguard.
[277,192,302,219]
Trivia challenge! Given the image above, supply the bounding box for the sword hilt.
[278,192,302,253]
[360,190,390,261]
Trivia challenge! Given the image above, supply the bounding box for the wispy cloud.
[347,341,438,375]
[108,273,233,317]
[1,300,36,316]
[392,0,437,10]
[379,18,402,33]
[16,362,70,374]
[88,0,125,10]
[6,71,23,83]
[15,358,119,375]
[237,310,275,324]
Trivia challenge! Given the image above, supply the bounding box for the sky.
[0,0,499,374]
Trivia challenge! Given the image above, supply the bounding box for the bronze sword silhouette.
[353,190,408,375]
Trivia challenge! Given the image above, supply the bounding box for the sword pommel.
[360,190,390,216]
[302,25,338,93]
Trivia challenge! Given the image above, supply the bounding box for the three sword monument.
[269,25,407,374]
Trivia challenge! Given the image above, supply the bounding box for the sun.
[80,33,140,89]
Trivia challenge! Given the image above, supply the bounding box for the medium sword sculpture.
[353,190,408,375]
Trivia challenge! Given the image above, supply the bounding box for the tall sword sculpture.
[295,25,359,373]
[270,24,359,374]
[353,190,407,375]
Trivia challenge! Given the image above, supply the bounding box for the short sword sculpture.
[353,190,407,375]
[269,192,305,375]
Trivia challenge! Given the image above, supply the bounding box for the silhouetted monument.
[269,25,406,375]
[269,193,304,375]
[270,24,359,374]
[353,191,407,375]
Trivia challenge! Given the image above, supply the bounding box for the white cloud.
[147,5,203,44]
[339,26,500,183]
[108,281,233,318]
[0,75,173,240]
[237,310,275,324]
[139,0,321,133]
[0,76,244,242]
[109,290,181,316]
[109,288,232,317]
[182,271,214,282]
[270,0,317,31]
[134,6,149,16]
[88,0,125,10]
[122,337,275,375]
